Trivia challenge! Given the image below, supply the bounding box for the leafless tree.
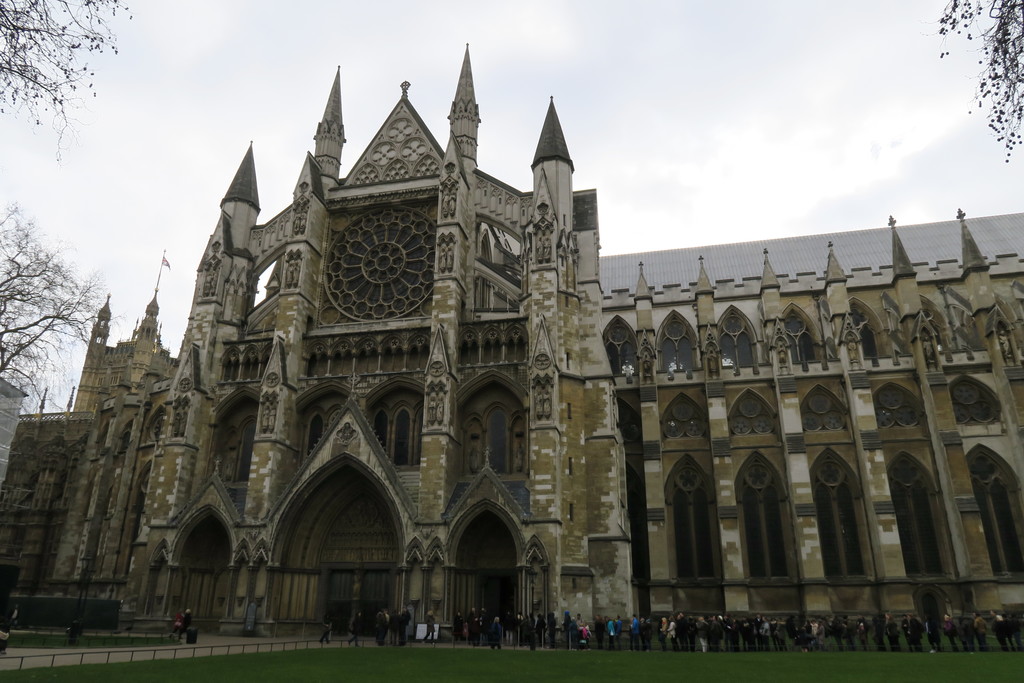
[0,204,102,400]
[0,0,129,140]
[940,1,1024,160]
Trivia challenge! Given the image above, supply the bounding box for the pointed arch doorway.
[452,511,518,621]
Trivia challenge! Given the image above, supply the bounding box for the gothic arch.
[847,298,884,360]
[717,306,758,369]
[405,537,425,566]
[809,450,866,577]
[779,303,820,364]
[149,538,171,567]
[456,369,527,405]
[272,454,406,567]
[425,538,445,565]
[665,455,718,579]
[736,452,790,578]
[873,383,922,428]
[172,506,237,560]
[728,389,777,436]
[966,446,1024,573]
[523,535,548,566]
[949,376,1001,425]
[447,501,525,563]
[887,453,946,576]
[800,385,848,432]
[604,316,638,375]
[657,311,697,372]
[661,393,707,439]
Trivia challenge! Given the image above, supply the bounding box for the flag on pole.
[162,256,171,270]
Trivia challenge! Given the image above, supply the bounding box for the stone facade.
[3,52,1024,632]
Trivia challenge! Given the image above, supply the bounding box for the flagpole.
[155,250,170,292]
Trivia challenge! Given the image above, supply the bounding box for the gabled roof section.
[222,143,260,211]
[344,94,444,186]
[532,98,573,171]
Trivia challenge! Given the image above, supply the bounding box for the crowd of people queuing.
[441,608,1024,653]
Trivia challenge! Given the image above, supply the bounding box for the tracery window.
[874,386,920,427]
[720,313,754,368]
[782,312,817,364]
[850,306,878,359]
[373,406,420,466]
[660,317,694,372]
[150,407,166,442]
[813,456,864,577]
[663,397,707,438]
[951,379,998,425]
[889,457,944,575]
[605,320,637,375]
[671,462,716,579]
[321,207,436,323]
[236,420,256,482]
[740,459,789,578]
[968,451,1024,574]
[306,414,324,456]
[730,395,775,436]
[802,391,846,432]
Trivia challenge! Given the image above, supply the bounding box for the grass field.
[1,646,1019,682]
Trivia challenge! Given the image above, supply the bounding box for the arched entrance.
[452,511,518,620]
[277,465,401,636]
[176,516,231,620]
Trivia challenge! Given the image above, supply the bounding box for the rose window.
[730,396,774,435]
[875,386,919,427]
[802,393,845,431]
[323,207,435,322]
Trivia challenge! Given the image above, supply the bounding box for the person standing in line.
[453,611,464,642]
[593,614,604,650]
[0,618,9,655]
[489,616,503,649]
[535,612,546,649]
[547,612,556,649]
[348,611,361,647]
[973,612,988,651]
[319,614,333,645]
[606,616,617,650]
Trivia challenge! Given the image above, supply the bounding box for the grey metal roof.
[599,213,1024,293]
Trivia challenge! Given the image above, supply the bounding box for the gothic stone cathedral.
[4,49,1024,633]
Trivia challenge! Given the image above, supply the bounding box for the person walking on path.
[319,615,333,645]
[0,619,9,655]
[348,611,361,647]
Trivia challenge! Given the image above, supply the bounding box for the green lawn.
[6,633,169,649]
[1,646,1019,682]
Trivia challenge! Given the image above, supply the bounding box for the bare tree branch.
[940,1,1024,161]
[0,204,102,400]
[0,0,130,150]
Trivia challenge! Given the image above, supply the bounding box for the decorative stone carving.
[469,444,481,473]
[336,421,356,445]
[202,256,221,297]
[429,360,445,377]
[426,381,447,427]
[437,233,455,274]
[440,163,458,220]
[284,250,302,289]
[921,331,939,370]
[997,325,1015,363]
[177,377,193,393]
[533,375,553,421]
[171,395,190,438]
[260,391,278,434]
[292,183,310,235]
[264,372,280,388]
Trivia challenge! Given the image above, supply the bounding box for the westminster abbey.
[2,49,1024,634]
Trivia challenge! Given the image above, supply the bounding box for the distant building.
[2,50,1024,633]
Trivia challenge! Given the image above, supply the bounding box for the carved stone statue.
[705,347,720,379]
[997,327,1014,363]
[846,336,861,369]
[922,334,938,370]
[469,445,481,473]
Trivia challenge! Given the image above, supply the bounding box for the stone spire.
[889,215,914,280]
[825,240,847,283]
[448,45,480,165]
[760,248,780,290]
[695,255,713,294]
[532,98,573,171]
[222,143,260,211]
[314,68,345,182]
[958,208,987,273]
[635,261,650,298]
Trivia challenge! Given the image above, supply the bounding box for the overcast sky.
[1,1,1021,406]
